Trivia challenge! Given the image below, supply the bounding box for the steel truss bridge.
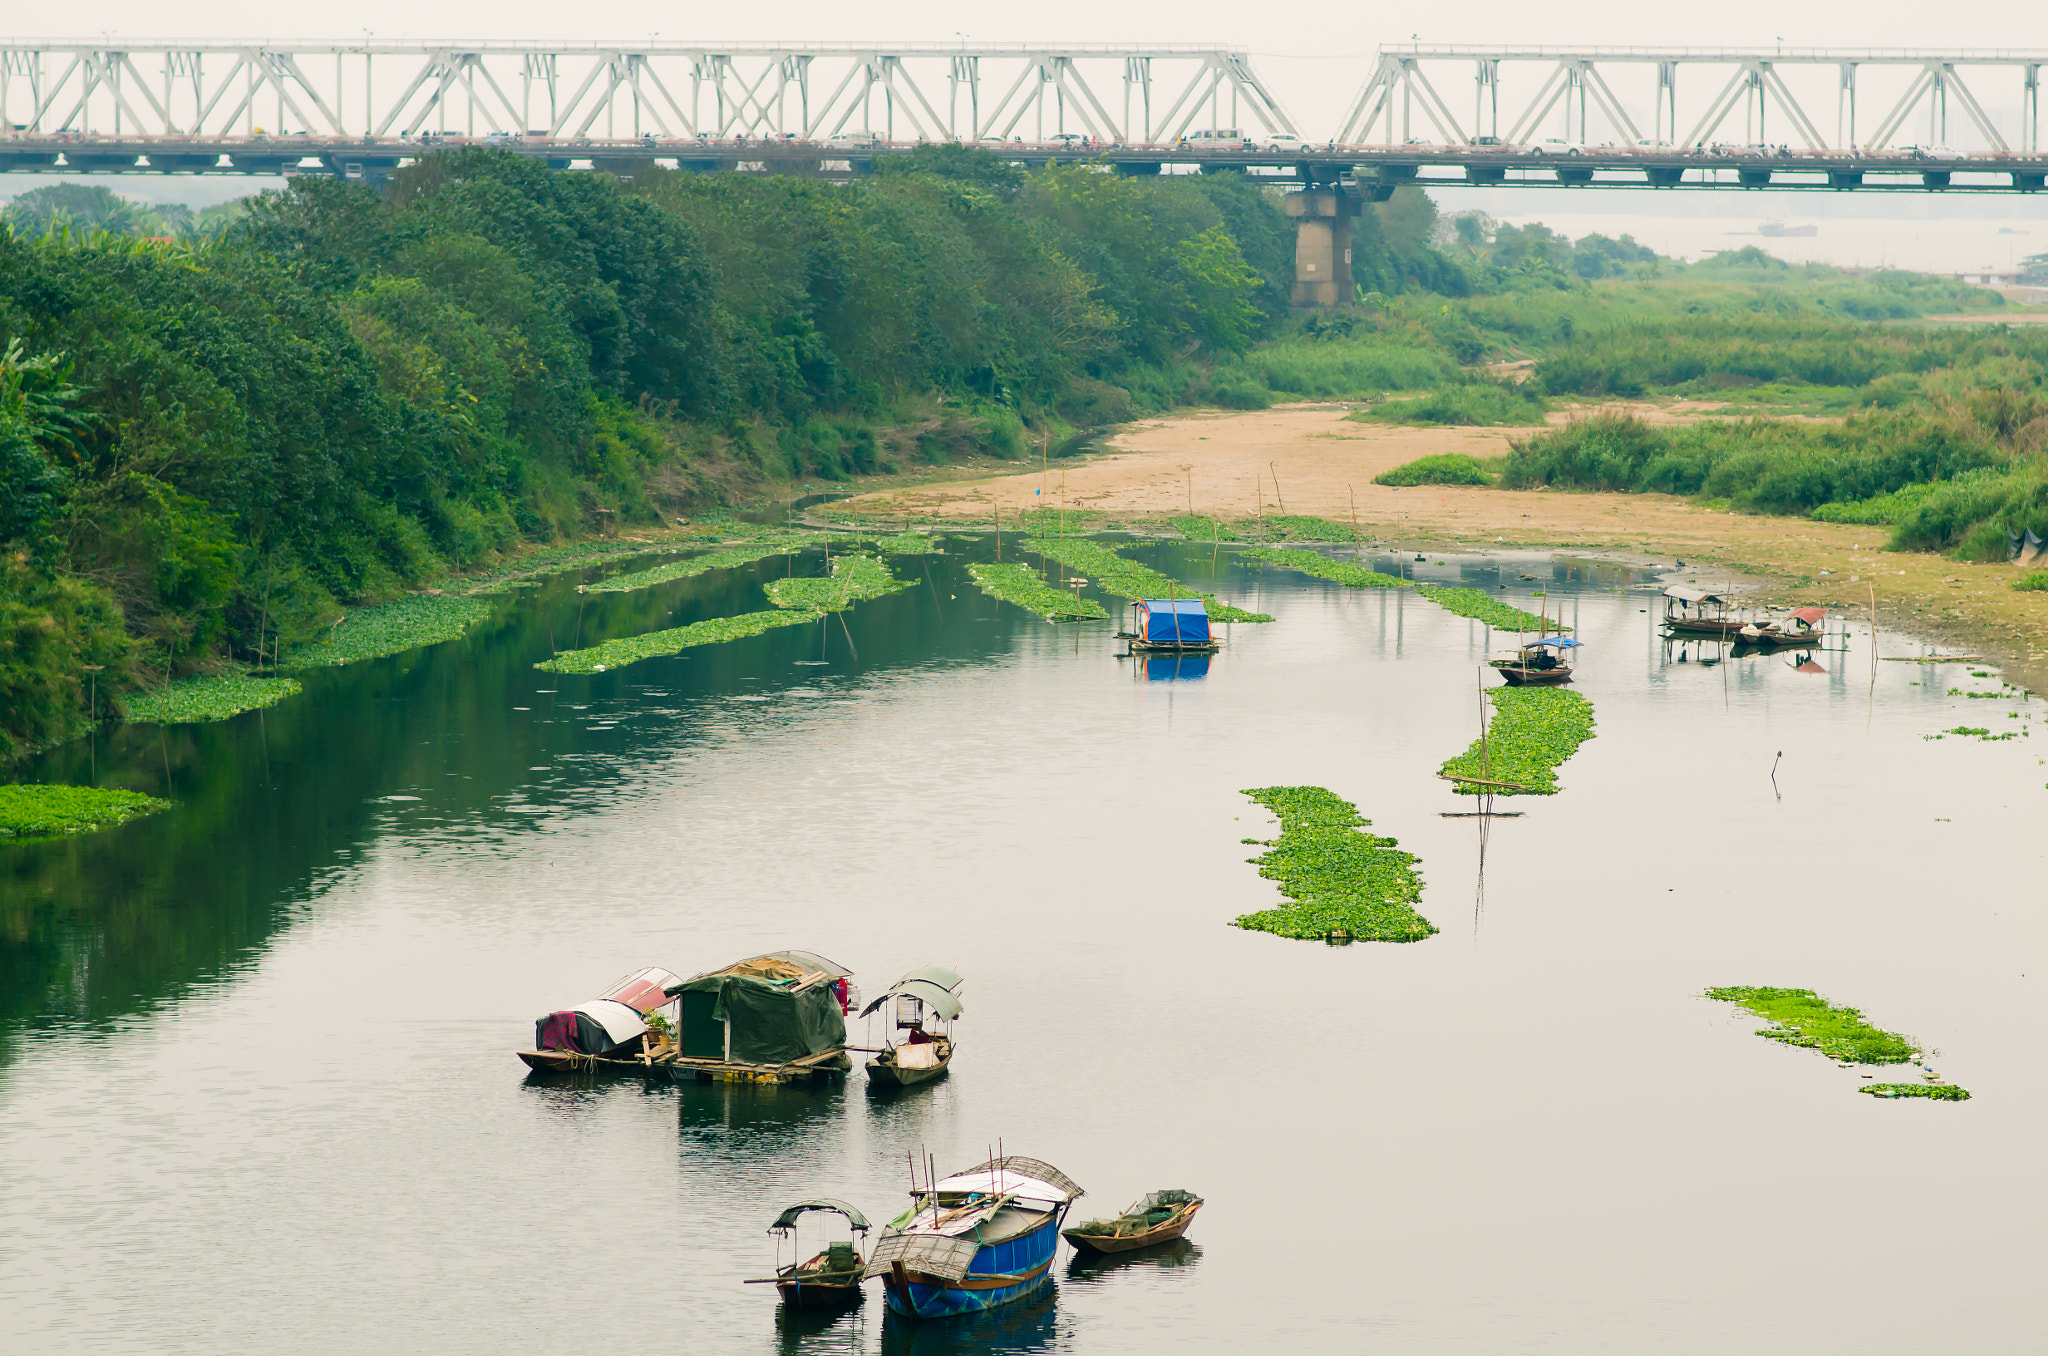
[1,40,2044,193]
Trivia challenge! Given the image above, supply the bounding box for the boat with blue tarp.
[1490,635,1580,686]
[1120,599,1219,653]
[864,1156,1084,1318]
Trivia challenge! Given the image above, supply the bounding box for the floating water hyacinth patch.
[122,672,303,723]
[581,539,815,594]
[875,532,941,554]
[1413,584,1557,633]
[1233,786,1433,943]
[1861,1083,1971,1100]
[1171,515,1243,542]
[1705,987,1920,1063]
[1242,547,1409,589]
[289,594,494,667]
[0,784,172,839]
[763,553,913,612]
[535,609,825,674]
[965,563,1109,621]
[459,539,693,595]
[1025,537,1271,622]
[1440,688,1595,795]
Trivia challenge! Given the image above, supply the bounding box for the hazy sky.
[11,3,2043,136]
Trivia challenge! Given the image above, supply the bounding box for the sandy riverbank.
[836,404,2048,689]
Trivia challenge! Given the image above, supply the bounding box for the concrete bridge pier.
[1285,186,1358,309]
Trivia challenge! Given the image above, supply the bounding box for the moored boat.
[1489,635,1580,686]
[1662,585,1747,637]
[1061,1189,1203,1256]
[1739,606,1828,646]
[747,1200,871,1308]
[864,1156,1085,1318]
[665,951,858,1085]
[1118,599,1220,653]
[862,964,965,1089]
[516,966,683,1072]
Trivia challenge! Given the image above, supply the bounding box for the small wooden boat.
[1061,1190,1203,1256]
[1739,606,1827,647]
[747,1200,871,1308]
[1118,599,1221,654]
[1489,635,1579,686]
[861,964,964,1089]
[1661,585,1748,637]
[516,966,682,1072]
[865,1156,1085,1318]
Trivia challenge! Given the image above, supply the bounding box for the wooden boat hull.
[882,1211,1064,1319]
[1126,640,1220,654]
[1739,630,1820,647]
[1664,618,1748,637]
[866,1040,953,1088]
[1490,662,1573,686]
[1061,1202,1201,1255]
[517,1045,850,1085]
[775,1276,863,1308]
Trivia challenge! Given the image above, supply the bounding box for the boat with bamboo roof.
[1661,586,1748,637]
[1060,1189,1203,1256]
[1739,606,1828,647]
[745,1200,871,1308]
[860,964,964,1089]
[864,1156,1084,1318]
[1488,635,1580,686]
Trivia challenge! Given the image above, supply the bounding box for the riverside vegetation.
[1242,547,1558,632]
[1234,785,1433,943]
[0,783,171,838]
[1022,537,1271,622]
[1,148,2024,759]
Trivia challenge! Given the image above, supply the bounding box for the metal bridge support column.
[1285,186,1358,309]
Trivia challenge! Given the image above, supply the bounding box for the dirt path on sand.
[839,405,2048,688]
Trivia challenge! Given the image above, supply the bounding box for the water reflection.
[677,1078,849,1160]
[1064,1238,1203,1283]
[774,1300,869,1356]
[878,1275,1059,1356]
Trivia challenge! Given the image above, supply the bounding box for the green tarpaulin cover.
[671,972,846,1064]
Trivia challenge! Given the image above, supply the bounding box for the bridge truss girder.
[1336,47,2045,153]
[0,41,1297,146]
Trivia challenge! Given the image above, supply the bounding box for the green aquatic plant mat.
[1705,987,1920,1063]
[876,532,941,554]
[762,553,913,612]
[288,594,494,667]
[456,539,694,595]
[1024,537,1271,622]
[1441,688,1596,796]
[0,784,172,839]
[964,563,1110,621]
[1233,786,1433,943]
[1414,585,1558,633]
[536,608,825,674]
[581,538,814,594]
[1861,1083,1970,1101]
[1372,453,1498,487]
[1243,547,1410,589]
[1251,515,1361,543]
[122,672,302,723]
[1171,515,1243,542]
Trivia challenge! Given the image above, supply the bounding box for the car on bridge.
[1261,132,1308,153]
[1183,128,1251,151]
[1531,138,1586,156]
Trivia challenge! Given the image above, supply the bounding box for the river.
[3,539,2041,1354]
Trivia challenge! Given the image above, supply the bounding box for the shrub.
[2015,572,2048,592]
[1374,453,1498,487]
[1359,383,1546,427]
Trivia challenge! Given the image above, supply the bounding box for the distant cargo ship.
[1758,221,1819,238]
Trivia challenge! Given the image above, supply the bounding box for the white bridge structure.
[0,41,1295,146]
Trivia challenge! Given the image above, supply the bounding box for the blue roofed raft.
[1120,599,1220,653]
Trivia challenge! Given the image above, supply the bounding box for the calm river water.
[4,539,2043,1354]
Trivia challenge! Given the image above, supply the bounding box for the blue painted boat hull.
[881,1211,1065,1318]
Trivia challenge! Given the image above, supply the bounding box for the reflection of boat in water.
[1739,606,1828,647]
[879,1271,1056,1355]
[748,1200,871,1309]
[1490,635,1580,685]
[1140,652,1210,681]
[865,1156,1084,1318]
[516,966,683,1073]
[1066,1236,1203,1279]
[1061,1189,1202,1256]
[861,964,964,1089]
[1758,221,1818,237]
[1662,585,1747,637]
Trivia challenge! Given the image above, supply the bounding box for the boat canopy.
[931,1156,1084,1206]
[1664,586,1727,604]
[1787,606,1827,625]
[860,964,966,1022]
[1521,636,1583,649]
[598,967,685,1015]
[664,952,851,1064]
[533,998,647,1056]
[1134,599,1211,646]
[770,1199,871,1233]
